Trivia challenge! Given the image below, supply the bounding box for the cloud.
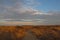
[0,3,42,19]
[0,21,35,25]
[24,0,41,7]
[0,4,60,25]
[0,0,42,19]
[0,0,60,25]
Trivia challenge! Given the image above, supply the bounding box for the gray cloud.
[0,0,60,25]
[0,0,41,19]
[0,4,60,25]
[35,11,60,25]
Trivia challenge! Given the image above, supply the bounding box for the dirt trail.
[23,30,38,40]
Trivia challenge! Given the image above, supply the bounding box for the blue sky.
[0,0,60,25]
[37,0,60,12]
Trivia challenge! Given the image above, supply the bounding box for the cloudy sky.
[0,0,60,25]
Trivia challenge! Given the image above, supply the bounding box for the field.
[0,25,60,40]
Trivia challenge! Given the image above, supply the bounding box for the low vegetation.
[0,25,60,40]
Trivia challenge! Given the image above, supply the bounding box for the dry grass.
[0,25,60,40]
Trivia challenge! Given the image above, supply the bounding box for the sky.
[0,0,60,25]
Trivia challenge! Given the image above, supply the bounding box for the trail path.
[23,30,38,40]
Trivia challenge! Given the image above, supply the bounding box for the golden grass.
[0,25,60,40]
